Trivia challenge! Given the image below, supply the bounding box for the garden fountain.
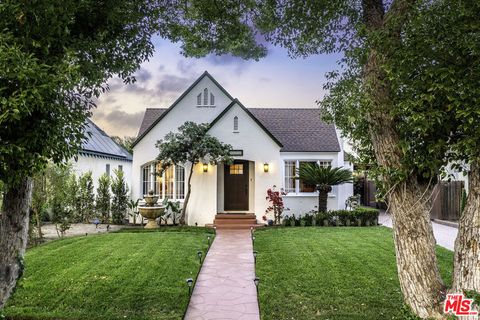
[139,190,165,229]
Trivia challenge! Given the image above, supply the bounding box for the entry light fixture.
[203,163,208,173]
[263,163,269,173]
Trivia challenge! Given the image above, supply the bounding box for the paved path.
[379,212,458,250]
[185,229,260,320]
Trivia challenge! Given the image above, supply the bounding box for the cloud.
[134,68,153,82]
[156,74,196,93]
[92,109,144,137]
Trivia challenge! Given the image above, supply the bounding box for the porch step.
[212,213,263,229]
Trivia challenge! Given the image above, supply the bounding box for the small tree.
[156,122,233,225]
[297,164,352,213]
[46,164,74,236]
[265,186,287,225]
[96,174,111,223]
[111,169,129,224]
[78,172,95,223]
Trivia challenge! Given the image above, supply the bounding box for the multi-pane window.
[284,161,296,193]
[203,88,209,105]
[142,163,185,200]
[233,116,239,131]
[229,164,243,175]
[175,166,185,199]
[284,160,333,194]
[142,165,152,195]
[106,164,110,176]
[118,165,123,172]
[299,161,316,192]
[196,88,215,106]
[164,165,174,199]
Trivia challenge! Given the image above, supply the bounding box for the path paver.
[185,229,260,320]
[379,212,458,250]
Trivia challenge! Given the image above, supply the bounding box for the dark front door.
[224,160,249,211]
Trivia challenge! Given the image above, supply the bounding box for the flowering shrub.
[265,186,287,225]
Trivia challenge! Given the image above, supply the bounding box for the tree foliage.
[111,169,129,224]
[78,172,95,223]
[96,174,111,223]
[297,164,353,213]
[156,121,233,224]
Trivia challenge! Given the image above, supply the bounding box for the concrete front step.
[215,224,264,230]
[214,219,258,225]
[215,213,256,219]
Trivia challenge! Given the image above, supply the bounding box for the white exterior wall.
[71,155,132,193]
[132,76,233,202]
[208,103,282,223]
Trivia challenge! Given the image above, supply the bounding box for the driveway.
[379,212,458,251]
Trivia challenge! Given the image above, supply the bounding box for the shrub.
[288,207,380,227]
[96,174,111,223]
[78,171,95,222]
[111,169,129,224]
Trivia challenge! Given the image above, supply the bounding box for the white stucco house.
[71,119,132,191]
[131,71,352,226]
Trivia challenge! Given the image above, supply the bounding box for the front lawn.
[254,227,453,320]
[4,229,211,320]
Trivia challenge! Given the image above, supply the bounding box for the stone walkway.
[185,229,260,320]
[379,212,458,250]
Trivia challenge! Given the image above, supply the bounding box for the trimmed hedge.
[282,207,380,227]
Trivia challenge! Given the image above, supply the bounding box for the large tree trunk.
[0,177,33,309]
[361,0,446,317]
[452,161,480,293]
[179,164,194,225]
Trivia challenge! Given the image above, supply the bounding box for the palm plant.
[297,164,353,213]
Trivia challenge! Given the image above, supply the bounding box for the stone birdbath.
[139,190,166,229]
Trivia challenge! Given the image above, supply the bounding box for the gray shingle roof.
[137,108,340,152]
[137,108,167,137]
[249,108,340,152]
[81,119,132,161]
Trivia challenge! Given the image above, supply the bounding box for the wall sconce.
[203,163,208,173]
[263,163,269,173]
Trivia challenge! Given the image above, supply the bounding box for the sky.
[92,37,341,137]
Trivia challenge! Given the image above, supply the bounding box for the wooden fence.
[431,181,464,221]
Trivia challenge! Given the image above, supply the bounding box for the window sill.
[284,193,336,198]
[233,131,239,133]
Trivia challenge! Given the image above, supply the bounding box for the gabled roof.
[249,108,340,152]
[138,107,340,152]
[209,99,283,148]
[81,119,132,161]
[132,71,234,147]
[138,108,167,137]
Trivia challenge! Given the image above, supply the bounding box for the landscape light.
[186,278,193,295]
[254,277,260,292]
[263,163,269,172]
[207,235,211,246]
[253,251,258,263]
[197,250,203,263]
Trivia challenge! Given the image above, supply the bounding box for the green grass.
[254,227,454,320]
[4,230,211,320]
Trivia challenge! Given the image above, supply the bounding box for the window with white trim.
[284,161,296,193]
[203,88,209,105]
[210,92,215,106]
[283,160,332,194]
[197,93,202,105]
[233,116,239,131]
[141,162,186,200]
[175,166,185,199]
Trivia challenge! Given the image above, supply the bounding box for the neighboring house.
[71,119,132,192]
[132,71,353,226]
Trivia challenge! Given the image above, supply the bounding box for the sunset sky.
[93,36,342,137]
